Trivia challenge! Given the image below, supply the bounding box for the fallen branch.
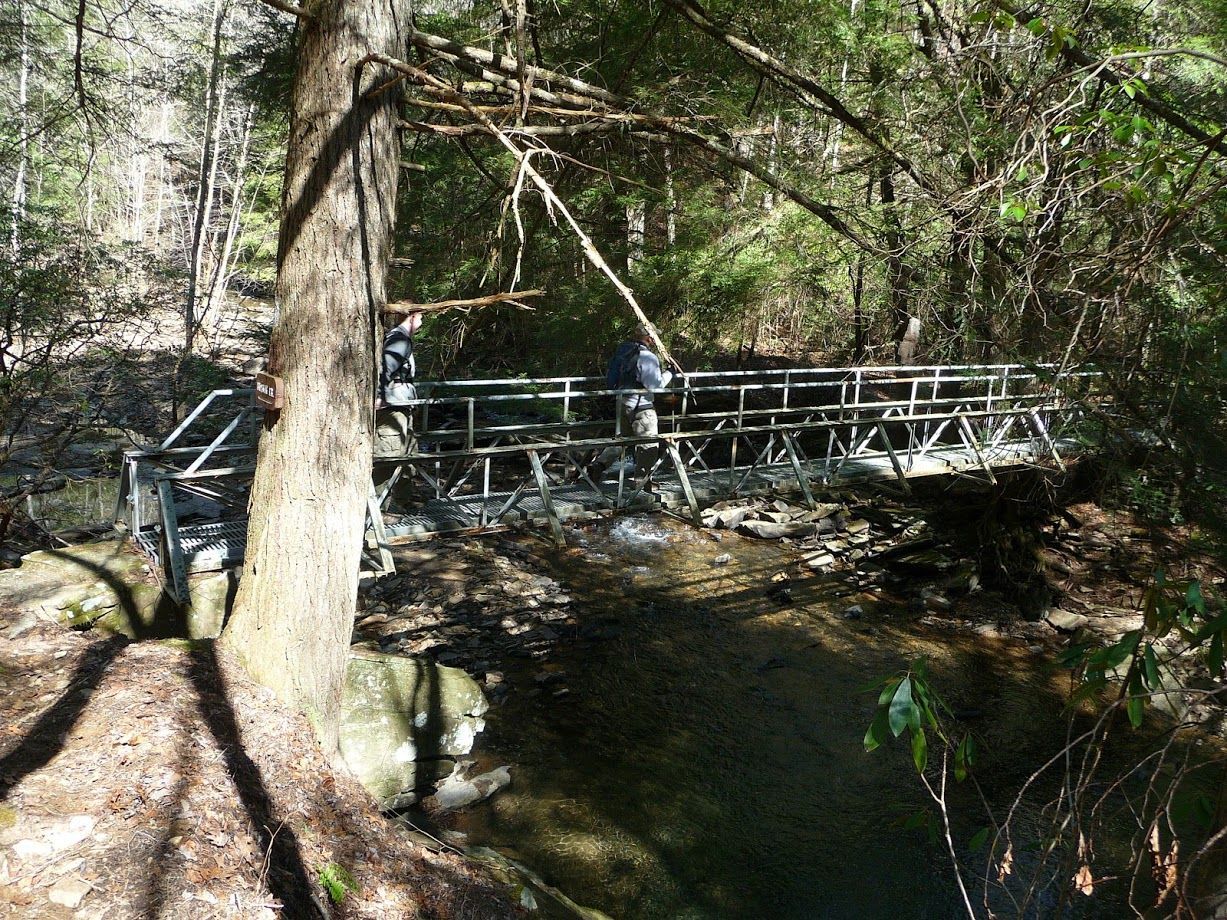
[399,35,879,253]
[383,289,544,315]
[360,53,683,370]
[255,0,310,19]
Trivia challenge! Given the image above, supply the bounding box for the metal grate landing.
[134,520,248,573]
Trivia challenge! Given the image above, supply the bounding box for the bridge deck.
[134,436,1074,577]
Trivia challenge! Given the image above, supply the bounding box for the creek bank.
[0,544,512,818]
[0,627,519,918]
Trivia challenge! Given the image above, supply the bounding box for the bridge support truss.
[114,364,1106,601]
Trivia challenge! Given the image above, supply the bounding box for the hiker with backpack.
[586,325,674,483]
[375,310,421,458]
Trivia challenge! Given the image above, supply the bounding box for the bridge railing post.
[728,388,745,492]
[906,378,918,471]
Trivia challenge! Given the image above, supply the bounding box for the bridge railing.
[404,364,1104,451]
[115,364,1108,594]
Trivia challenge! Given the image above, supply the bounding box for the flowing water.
[449,514,1188,919]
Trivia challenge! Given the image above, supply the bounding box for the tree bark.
[626,198,645,269]
[220,0,409,753]
[879,165,914,359]
[664,145,676,245]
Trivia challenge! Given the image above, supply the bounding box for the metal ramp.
[115,363,1108,601]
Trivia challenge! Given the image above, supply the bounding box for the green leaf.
[1057,643,1093,668]
[1193,611,1227,643]
[864,708,889,752]
[1143,644,1160,689]
[1122,82,1136,99]
[1187,582,1206,615]
[1091,630,1141,671]
[318,862,358,906]
[969,826,991,852]
[1210,632,1224,676]
[912,727,928,773]
[889,677,914,737]
[1126,693,1144,728]
[878,677,902,706]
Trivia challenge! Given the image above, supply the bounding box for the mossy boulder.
[0,539,234,639]
[339,651,488,803]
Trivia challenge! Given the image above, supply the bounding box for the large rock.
[340,651,489,803]
[1044,608,1089,632]
[708,506,749,530]
[803,552,835,570]
[737,520,817,540]
[0,539,233,639]
[425,765,511,812]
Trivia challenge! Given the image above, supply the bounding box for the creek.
[445,514,1176,919]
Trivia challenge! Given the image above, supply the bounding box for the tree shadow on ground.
[183,642,327,918]
[0,633,126,802]
[0,548,324,916]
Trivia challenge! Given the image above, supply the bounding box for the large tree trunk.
[220,0,408,753]
[879,165,915,362]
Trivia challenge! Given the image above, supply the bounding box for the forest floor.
[0,626,519,919]
[0,489,1224,918]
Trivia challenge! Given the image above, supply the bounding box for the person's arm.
[638,351,673,391]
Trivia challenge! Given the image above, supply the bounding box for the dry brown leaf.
[0,884,34,906]
[997,844,1014,882]
[185,864,225,885]
[1148,824,1180,903]
[1074,864,1094,895]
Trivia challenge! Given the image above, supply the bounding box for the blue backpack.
[606,341,644,390]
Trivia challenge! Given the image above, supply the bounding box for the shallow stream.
[449,515,1175,919]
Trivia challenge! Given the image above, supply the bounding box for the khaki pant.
[374,406,416,458]
[374,406,417,510]
[595,403,658,478]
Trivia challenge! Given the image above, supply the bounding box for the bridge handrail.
[125,367,1105,466]
[408,361,1089,390]
[407,369,1103,410]
[410,391,1109,445]
[147,400,1094,482]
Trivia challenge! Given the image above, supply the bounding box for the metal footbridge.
[114,363,1105,601]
